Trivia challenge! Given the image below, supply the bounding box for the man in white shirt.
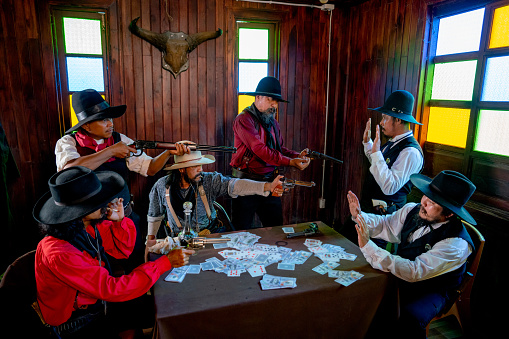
[362,90,424,215]
[348,170,476,338]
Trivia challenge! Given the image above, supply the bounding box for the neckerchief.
[246,104,282,152]
[75,131,116,163]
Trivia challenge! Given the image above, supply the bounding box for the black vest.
[397,205,474,293]
[72,132,131,203]
[364,134,423,208]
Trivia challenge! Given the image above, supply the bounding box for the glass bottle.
[178,201,197,247]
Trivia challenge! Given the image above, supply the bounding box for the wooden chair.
[213,200,235,232]
[426,221,485,334]
[0,250,54,338]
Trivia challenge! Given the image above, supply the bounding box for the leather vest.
[397,205,474,293]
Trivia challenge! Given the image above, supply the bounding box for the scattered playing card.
[187,265,201,274]
[247,265,266,277]
[277,263,295,271]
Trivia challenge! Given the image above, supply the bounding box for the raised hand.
[363,118,372,143]
[372,125,381,153]
[355,214,370,248]
[347,190,362,219]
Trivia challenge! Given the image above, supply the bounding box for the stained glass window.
[238,28,269,60]
[474,110,509,156]
[63,18,102,55]
[435,8,484,56]
[481,56,509,102]
[237,23,274,113]
[66,57,105,92]
[431,61,477,101]
[427,107,470,148]
[489,5,509,49]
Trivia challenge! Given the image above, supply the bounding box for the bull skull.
[129,17,223,78]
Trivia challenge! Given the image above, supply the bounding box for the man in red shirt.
[33,166,193,338]
[230,77,310,229]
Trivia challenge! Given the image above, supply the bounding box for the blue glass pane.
[66,57,104,92]
[481,56,509,101]
[436,8,484,56]
[239,62,268,92]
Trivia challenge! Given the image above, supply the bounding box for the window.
[52,9,108,131]
[423,1,509,157]
[236,22,278,113]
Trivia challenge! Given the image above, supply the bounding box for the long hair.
[165,169,182,189]
[38,219,85,242]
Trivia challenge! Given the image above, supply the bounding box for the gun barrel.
[307,150,343,164]
[134,141,237,153]
[287,179,315,187]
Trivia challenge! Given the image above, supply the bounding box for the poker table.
[151,221,397,338]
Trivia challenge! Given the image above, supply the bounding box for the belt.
[124,203,133,218]
[232,168,276,181]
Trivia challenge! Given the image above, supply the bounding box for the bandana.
[75,131,116,163]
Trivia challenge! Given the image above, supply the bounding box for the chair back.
[0,250,37,304]
[460,221,485,298]
[213,200,235,232]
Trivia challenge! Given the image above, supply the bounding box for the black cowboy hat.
[65,89,127,134]
[244,76,289,103]
[368,90,422,125]
[33,166,126,225]
[410,170,476,225]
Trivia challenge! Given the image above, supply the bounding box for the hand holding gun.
[130,140,236,156]
[272,178,316,196]
[305,149,343,164]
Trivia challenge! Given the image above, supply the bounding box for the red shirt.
[230,110,299,175]
[35,218,172,326]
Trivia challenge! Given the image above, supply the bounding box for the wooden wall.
[0,0,504,335]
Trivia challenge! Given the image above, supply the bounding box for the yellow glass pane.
[70,94,105,128]
[427,107,470,148]
[489,5,509,49]
[238,94,254,114]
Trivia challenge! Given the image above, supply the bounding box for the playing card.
[200,262,214,271]
[277,263,295,271]
[282,227,294,233]
[227,270,241,277]
[187,265,201,274]
[247,264,266,277]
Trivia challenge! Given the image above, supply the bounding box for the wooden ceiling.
[236,0,370,9]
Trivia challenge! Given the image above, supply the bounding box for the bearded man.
[230,76,311,229]
[146,147,284,247]
[347,170,476,338]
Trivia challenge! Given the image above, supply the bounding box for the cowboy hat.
[244,76,289,103]
[164,150,215,171]
[410,170,476,225]
[368,90,422,125]
[33,166,126,225]
[65,89,127,134]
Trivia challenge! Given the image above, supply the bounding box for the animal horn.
[187,29,223,51]
[128,17,167,51]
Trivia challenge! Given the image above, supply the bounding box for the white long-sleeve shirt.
[363,131,423,196]
[358,203,472,283]
[55,133,152,175]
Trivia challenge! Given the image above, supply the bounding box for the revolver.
[188,237,231,249]
[272,178,316,196]
[286,223,320,238]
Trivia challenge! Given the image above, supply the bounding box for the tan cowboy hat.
[164,150,215,170]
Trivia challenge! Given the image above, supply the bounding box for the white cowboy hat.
[164,150,215,170]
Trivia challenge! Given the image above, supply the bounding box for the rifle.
[131,140,237,156]
[305,149,343,164]
[272,178,316,196]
